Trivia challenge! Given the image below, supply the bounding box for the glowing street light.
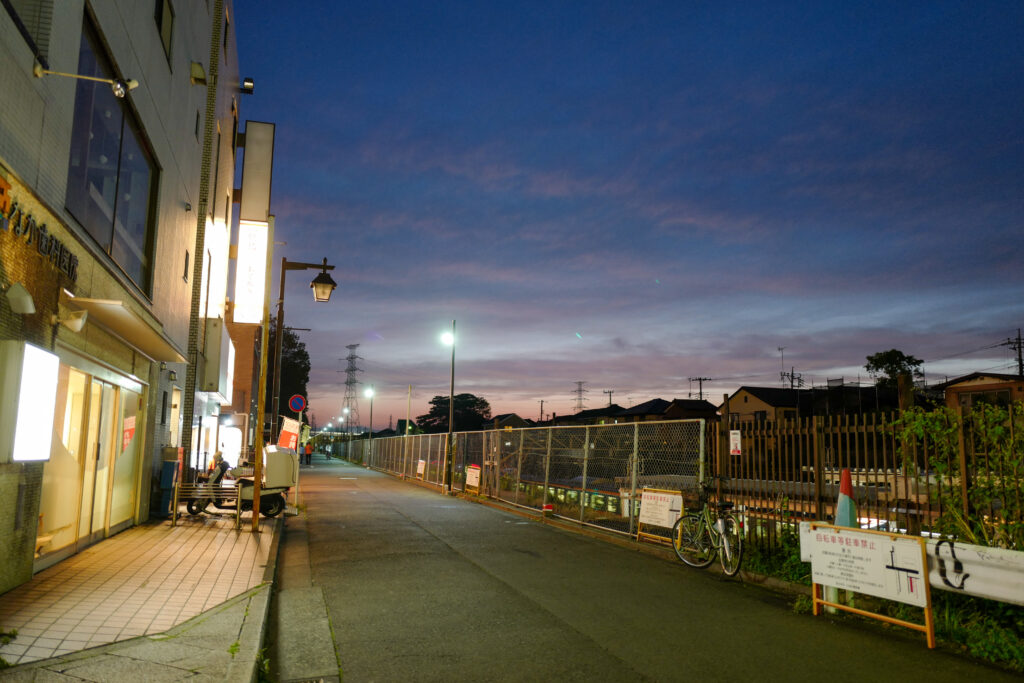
[272,257,337,439]
[441,320,455,493]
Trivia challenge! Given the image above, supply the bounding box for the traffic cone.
[835,468,858,528]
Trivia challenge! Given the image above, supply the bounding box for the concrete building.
[0,1,243,594]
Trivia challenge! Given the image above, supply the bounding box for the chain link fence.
[341,420,707,537]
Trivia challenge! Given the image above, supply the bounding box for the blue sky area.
[235,1,1024,428]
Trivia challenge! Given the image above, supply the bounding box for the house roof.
[617,398,670,416]
[665,398,718,412]
[569,405,624,419]
[726,386,811,408]
[931,372,1024,391]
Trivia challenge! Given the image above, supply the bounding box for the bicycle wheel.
[717,513,744,576]
[672,513,716,568]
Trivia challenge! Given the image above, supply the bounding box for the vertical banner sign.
[233,220,269,324]
[729,430,742,456]
[277,417,300,450]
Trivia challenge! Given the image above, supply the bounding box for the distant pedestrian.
[304,442,313,465]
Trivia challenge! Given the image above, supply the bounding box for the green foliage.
[266,318,312,423]
[895,402,1024,549]
[865,349,924,389]
[0,629,15,668]
[227,640,240,658]
[882,592,1024,672]
[256,647,274,682]
[743,516,810,586]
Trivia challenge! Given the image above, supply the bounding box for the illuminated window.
[65,19,158,294]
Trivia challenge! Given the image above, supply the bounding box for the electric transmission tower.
[573,381,588,412]
[339,344,362,433]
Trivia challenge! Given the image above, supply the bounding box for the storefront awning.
[71,298,186,363]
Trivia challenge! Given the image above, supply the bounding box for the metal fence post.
[812,415,823,519]
[697,419,706,486]
[629,423,639,535]
[580,426,590,523]
[515,430,524,504]
[542,428,553,510]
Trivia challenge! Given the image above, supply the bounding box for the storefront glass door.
[77,380,117,546]
[39,365,136,561]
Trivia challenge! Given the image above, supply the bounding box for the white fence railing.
[332,420,706,536]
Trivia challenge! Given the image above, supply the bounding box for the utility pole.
[778,347,786,387]
[1003,328,1024,376]
[781,367,804,390]
[538,400,545,422]
[603,389,614,406]
[688,377,711,400]
[573,381,588,412]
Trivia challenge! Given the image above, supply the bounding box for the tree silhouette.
[416,393,492,433]
[265,316,311,422]
[865,349,923,390]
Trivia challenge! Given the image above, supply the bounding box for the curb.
[227,515,284,683]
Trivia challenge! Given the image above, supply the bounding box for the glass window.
[5,0,53,61]
[154,0,174,61]
[65,20,158,293]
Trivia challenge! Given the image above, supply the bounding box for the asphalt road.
[270,456,1018,682]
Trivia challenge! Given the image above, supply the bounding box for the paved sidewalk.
[0,511,281,681]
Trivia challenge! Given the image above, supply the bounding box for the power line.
[1002,328,1024,376]
[688,377,711,400]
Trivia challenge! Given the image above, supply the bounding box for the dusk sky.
[235,1,1023,430]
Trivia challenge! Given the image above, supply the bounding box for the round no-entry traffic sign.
[288,394,306,412]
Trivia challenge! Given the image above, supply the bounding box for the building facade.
[0,0,242,593]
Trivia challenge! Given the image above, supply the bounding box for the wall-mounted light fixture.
[184,202,193,212]
[51,309,88,333]
[33,61,138,98]
[4,283,35,314]
[168,370,178,382]
[190,61,207,86]
[241,77,254,95]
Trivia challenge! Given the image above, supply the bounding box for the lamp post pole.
[443,319,456,493]
[364,386,375,464]
[271,257,337,442]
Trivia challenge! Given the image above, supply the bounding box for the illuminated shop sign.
[0,341,60,463]
[233,219,269,324]
[0,179,80,282]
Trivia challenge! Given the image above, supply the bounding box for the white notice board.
[466,465,481,488]
[802,523,928,607]
[638,489,683,529]
[416,459,425,478]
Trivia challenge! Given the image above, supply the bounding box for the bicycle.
[671,479,744,576]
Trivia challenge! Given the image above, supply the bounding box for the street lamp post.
[271,257,337,441]
[441,320,456,493]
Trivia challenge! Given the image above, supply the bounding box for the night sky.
[234,1,1023,429]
